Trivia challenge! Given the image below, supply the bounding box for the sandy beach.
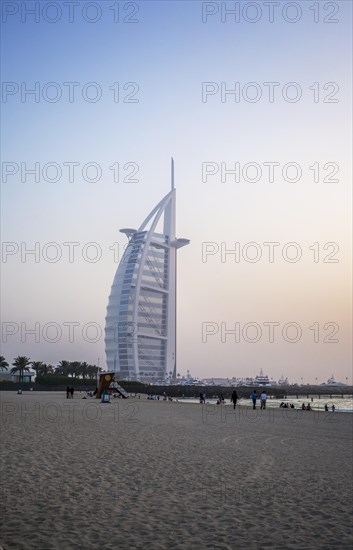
[1,391,352,550]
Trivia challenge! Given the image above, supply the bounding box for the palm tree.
[11,356,31,382]
[31,361,44,380]
[80,362,89,379]
[56,360,70,376]
[0,356,9,371]
[69,361,82,378]
[87,364,100,379]
[45,364,54,374]
[39,363,54,376]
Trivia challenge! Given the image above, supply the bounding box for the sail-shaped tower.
[105,160,189,382]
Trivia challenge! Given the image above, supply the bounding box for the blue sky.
[1,0,352,383]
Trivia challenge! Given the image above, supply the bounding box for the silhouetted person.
[251,390,257,410]
[70,387,74,398]
[231,390,238,409]
[260,391,267,410]
[66,386,70,399]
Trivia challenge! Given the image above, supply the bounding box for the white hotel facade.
[104,161,189,382]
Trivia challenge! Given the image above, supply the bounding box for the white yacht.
[254,369,271,386]
[321,375,347,386]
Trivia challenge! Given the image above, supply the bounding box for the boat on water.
[277,374,289,386]
[254,369,271,386]
[235,370,276,387]
[321,374,348,386]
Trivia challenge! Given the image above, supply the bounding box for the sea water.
[177,396,353,412]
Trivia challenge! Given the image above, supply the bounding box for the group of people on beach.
[199,392,206,404]
[250,390,267,410]
[280,402,336,411]
[148,393,174,401]
[199,389,267,409]
[137,388,342,414]
[217,394,225,405]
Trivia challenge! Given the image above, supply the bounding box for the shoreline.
[3,390,353,412]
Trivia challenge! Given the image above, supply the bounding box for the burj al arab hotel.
[105,160,189,382]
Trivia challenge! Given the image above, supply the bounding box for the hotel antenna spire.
[171,157,175,190]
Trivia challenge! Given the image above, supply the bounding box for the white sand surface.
[1,391,352,549]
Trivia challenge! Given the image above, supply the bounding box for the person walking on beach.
[260,390,267,409]
[251,390,257,410]
[231,390,238,409]
[70,387,74,399]
[66,386,70,399]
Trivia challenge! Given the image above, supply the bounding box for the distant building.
[105,160,189,383]
[0,369,33,383]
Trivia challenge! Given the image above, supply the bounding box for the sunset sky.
[1,0,352,383]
